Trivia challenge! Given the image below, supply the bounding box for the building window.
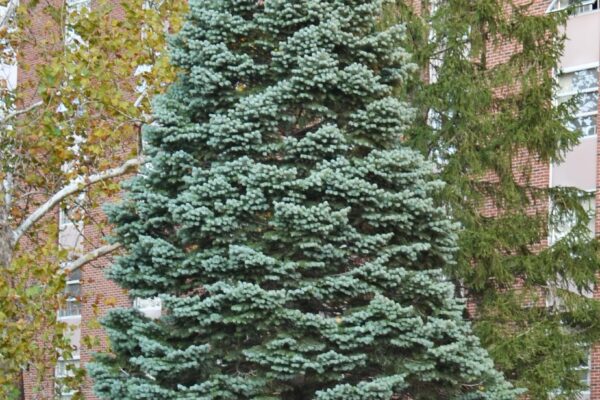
[0,62,16,91]
[575,349,591,399]
[66,0,91,13]
[549,194,595,245]
[65,0,91,47]
[547,194,596,300]
[55,322,80,398]
[55,357,80,399]
[0,0,17,118]
[0,0,17,27]
[557,67,599,138]
[56,284,81,397]
[133,296,162,319]
[549,0,599,14]
[547,346,591,399]
[58,219,84,253]
[143,0,165,8]
[58,269,81,319]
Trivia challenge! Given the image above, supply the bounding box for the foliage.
[90,1,519,398]
[385,0,600,397]
[0,0,186,397]
[0,225,69,399]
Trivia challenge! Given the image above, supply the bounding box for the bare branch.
[64,242,122,273]
[13,157,141,244]
[2,101,43,123]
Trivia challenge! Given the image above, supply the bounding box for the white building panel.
[560,12,600,70]
[551,136,597,191]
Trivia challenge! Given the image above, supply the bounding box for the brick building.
[7,0,600,398]
[547,1,600,398]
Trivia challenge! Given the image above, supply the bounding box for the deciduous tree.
[0,1,186,397]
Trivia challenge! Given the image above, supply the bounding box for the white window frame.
[65,0,91,48]
[0,0,18,119]
[0,0,18,28]
[0,62,17,91]
[547,0,599,15]
[575,351,591,399]
[142,0,165,9]
[55,356,80,399]
[66,0,91,13]
[133,296,162,319]
[555,65,599,139]
[58,270,82,319]
[548,62,600,195]
[548,348,591,399]
[58,203,85,254]
[548,190,596,246]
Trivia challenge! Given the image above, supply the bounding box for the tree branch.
[12,157,141,244]
[2,101,43,123]
[64,242,122,273]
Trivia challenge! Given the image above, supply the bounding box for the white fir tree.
[90,1,520,399]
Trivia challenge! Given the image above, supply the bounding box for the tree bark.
[0,205,13,268]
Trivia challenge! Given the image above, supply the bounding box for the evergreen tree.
[385,1,600,397]
[90,1,519,398]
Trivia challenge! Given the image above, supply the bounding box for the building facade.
[7,0,600,398]
[548,1,600,398]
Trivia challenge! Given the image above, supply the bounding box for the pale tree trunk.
[0,206,13,269]
[0,187,18,398]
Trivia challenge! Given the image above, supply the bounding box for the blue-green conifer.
[90,1,519,398]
